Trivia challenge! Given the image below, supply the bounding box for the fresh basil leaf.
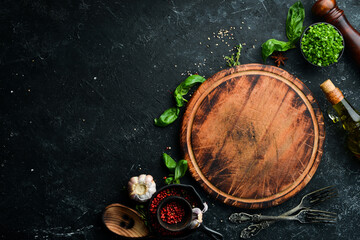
[174,160,188,180]
[154,107,180,127]
[174,75,206,107]
[261,39,295,63]
[286,1,305,43]
[163,153,177,173]
[165,177,174,185]
[174,94,187,108]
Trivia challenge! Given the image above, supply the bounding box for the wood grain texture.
[180,64,325,209]
[103,203,149,238]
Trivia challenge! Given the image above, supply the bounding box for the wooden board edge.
[180,64,326,208]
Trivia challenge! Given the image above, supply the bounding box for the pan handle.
[198,224,223,240]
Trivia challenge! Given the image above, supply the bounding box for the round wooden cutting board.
[180,64,325,209]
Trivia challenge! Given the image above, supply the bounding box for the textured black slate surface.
[0,0,359,239]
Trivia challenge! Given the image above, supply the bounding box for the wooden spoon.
[103,203,149,238]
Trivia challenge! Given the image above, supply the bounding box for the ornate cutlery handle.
[230,213,278,239]
[238,206,301,238]
[229,213,262,223]
[240,221,274,239]
[230,213,296,224]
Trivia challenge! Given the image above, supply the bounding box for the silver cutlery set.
[229,186,337,239]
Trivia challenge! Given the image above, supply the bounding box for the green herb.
[262,40,295,63]
[261,1,305,62]
[163,152,177,172]
[135,204,148,226]
[174,160,188,180]
[154,75,206,127]
[301,23,344,67]
[154,107,180,127]
[164,176,174,184]
[163,153,188,184]
[174,75,206,107]
[225,44,243,67]
[286,1,306,43]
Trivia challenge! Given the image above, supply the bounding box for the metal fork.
[236,209,337,224]
[238,185,337,239]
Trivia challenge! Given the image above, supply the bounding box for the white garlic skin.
[189,219,201,229]
[128,174,156,202]
[190,207,203,229]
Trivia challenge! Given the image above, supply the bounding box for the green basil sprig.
[163,153,188,184]
[154,75,206,127]
[262,1,305,63]
[174,75,206,107]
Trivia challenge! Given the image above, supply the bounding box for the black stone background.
[0,0,359,239]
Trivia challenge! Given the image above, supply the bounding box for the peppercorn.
[160,201,186,224]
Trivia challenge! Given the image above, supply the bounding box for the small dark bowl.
[300,22,345,67]
[156,196,193,232]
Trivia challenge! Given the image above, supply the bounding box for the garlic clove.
[138,174,146,184]
[192,208,202,216]
[145,191,152,199]
[145,175,153,183]
[128,177,138,194]
[189,219,201,229]
[129,176,139,185]
[138,194,148,202]
[198,212,203,222]
[192,207,203,222]
[148,185,156,195]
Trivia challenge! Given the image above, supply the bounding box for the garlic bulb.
[128,174,156,202]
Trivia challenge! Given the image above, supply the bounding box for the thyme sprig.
[225,44,243,67]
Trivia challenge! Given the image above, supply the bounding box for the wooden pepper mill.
[312,0,360,67]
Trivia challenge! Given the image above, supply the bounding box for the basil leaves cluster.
[154,75,206,127]
[261,1,305,63]
[163,153,188,184]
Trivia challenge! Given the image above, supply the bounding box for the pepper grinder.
[312,0,360,67]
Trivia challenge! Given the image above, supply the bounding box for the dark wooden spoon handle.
[312,0,360,67]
